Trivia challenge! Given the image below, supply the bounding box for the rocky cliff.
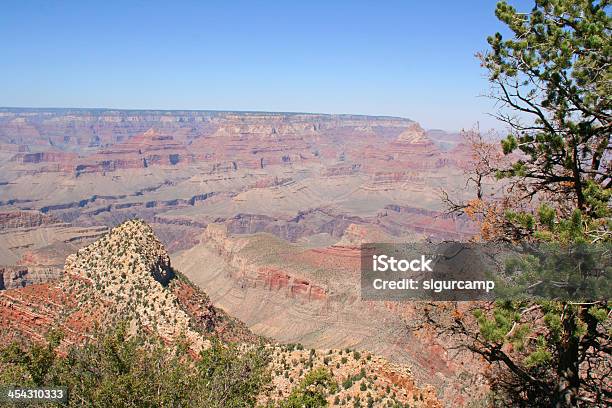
[0,219,442,406]
[0,210,61,230]
[0,265,61,290]
[0,219,254,350]
[0,109,476,255]
[0,108,479,406]
[0,109,460,176]
[174,224,487,406]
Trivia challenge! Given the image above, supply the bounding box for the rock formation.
[0,108,483,406]
[0,219,441,406]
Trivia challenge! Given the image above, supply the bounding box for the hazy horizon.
[0,106,433,126]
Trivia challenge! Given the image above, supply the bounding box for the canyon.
[0,219,442,406]
[0,108,484,405]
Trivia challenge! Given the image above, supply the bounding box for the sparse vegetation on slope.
[0,323,270,408]
[0,218,440,407]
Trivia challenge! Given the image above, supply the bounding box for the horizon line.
[0,106,418,122]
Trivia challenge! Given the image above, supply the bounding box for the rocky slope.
[0,220,254,348]
[0,219,441,406]
[174,224,488,406]
[265,345,441,407]
[0,210,60,230]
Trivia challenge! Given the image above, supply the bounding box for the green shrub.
[280,367,338,407]
[0,323,270,408]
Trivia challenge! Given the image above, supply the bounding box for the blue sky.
[0,0,533,131]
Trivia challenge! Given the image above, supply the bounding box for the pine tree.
[438,1,611,406]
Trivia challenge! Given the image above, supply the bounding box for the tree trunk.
[553,310,580,407]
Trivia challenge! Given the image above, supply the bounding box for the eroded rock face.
[1,220,211,351]
[0,109,476,252]
[0,217,109,283]
[60,219,207,349]
[0,220,260,347]
[396,122,430,144]
[225,210,362,242]
[0,219,442,406]
[0,109,457,176]
[174,224,487,407]
[199,224,329,302]
[0,211,60,230]
[0,266,61,290]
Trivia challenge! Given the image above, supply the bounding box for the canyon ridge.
[0,108,486,406]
